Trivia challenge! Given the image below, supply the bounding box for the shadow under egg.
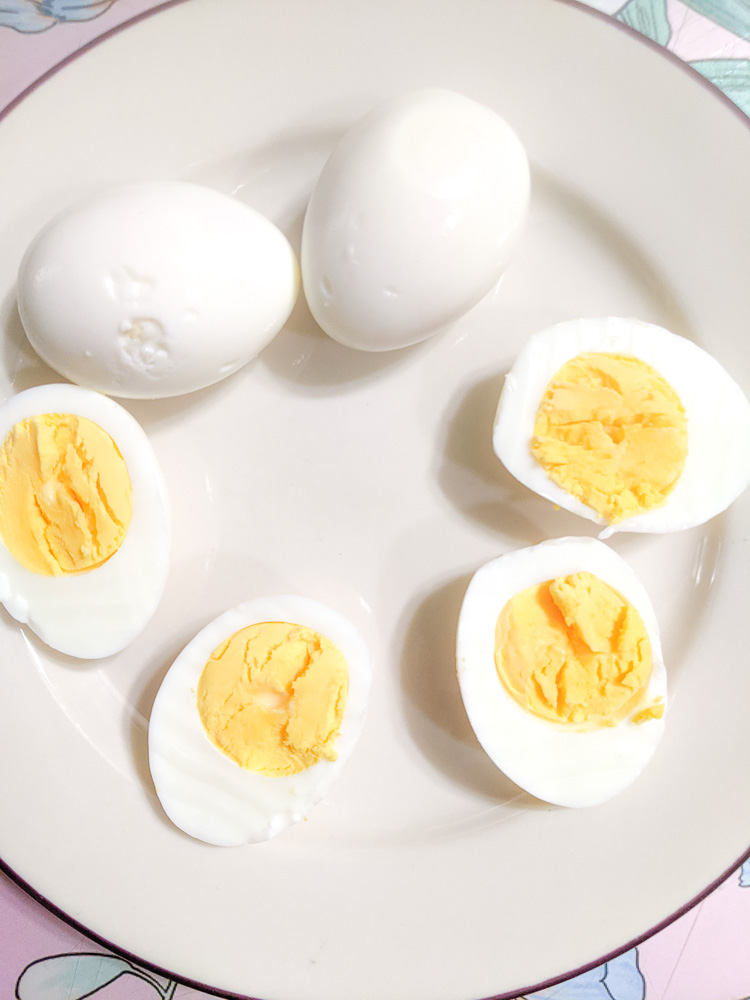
[185,126,432,396]
[1,613,113,671]
[258,209,433,396]
[529,165,694,342]
[123,612,212,841]
[114,362,244,435]
[606,518,726,686]
[396,573,543,809]
[0,290,61,396]
[436,371,599,543]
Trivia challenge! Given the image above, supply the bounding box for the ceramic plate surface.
[0,1,749,998]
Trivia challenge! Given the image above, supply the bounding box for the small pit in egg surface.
[17,181,299,399]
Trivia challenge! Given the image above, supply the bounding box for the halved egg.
[148,596,372,846]
[493,317,750,535]
[0,384,169,658]
[457,537,667,807]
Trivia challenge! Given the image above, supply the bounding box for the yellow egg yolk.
[632,700,665,724]
[197,621,349,776]
[495,572,653,726]
[0,413,133,576]
[531,353,688,524]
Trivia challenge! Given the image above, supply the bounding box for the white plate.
[1,1,749,998]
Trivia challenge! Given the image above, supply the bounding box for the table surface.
[1,2,749,999]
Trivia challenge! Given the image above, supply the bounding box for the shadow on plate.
[115,365,243,435]
[186,123,432,395]
[602,519,725,683]
[123,610,212,841]
[436,371,597,542]
[0,614,114,671]
[530,165,694,342]
[0,286,243,435]
[0,291,59,396]
[124,548,303,841]
[258,208,436,396]
[397,572,550,811]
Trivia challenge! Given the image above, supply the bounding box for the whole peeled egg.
[301,88,530,351]
[0,383,169,658]
[17,182,299,398]
[457,537,667,807]
[149,596,371,846]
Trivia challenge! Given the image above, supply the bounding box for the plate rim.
[4,845,750,998]
[3,0,749,129]
[1,0,749,997]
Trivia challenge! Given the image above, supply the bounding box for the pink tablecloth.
[1,2,749,999]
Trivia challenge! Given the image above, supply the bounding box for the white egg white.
[457,537,667,807]
[18,182,299,399]
[148,596,372,847]
[0,384,170,658]
[493,317,750,535]
[301,88,530,352]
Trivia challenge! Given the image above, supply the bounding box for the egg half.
[0,384,169,658]
[301,88,530,352]
[18,182,299,398]
[493,317,750,535]
[457,537,667,807]
[148,596,372,846]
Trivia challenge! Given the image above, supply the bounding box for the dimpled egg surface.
[457,537,667,807]
[17,182,299,398]
[0,384,169,658]
[301,88,530,351]
[148,596,372,846]
[493,317,750,535]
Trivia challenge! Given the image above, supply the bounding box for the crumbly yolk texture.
[197,622,349,777]
[531,353,688,524]
[0,413,133,576]
[495,572,655,726]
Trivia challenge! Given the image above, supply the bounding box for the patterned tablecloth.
[1,2,749,999]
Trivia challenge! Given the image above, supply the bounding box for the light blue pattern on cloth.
[526,949,645,999]
[0,0,115,32]
[16,953,177,1000]
[615,0,750,116]
[616,0,672,46]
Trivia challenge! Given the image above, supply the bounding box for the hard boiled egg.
[457,537,667,807]
[149,596,371,846]
[301,88,530,351]
[493,317,750,535]
[0,384,169,658]
[18,182,299,398]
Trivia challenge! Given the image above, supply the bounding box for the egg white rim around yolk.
[456,537,668,807]
[493,317,750,535]
[148,595,372,847]
[0,383,170,659]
